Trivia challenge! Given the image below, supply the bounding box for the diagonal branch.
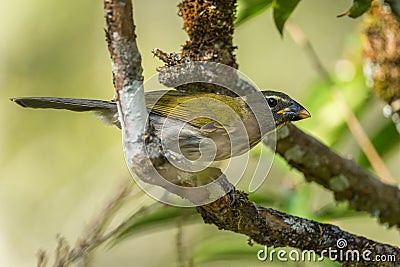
[267,124,400,227]
[286,21,394,184]
[278,21,400,227]
[103,0,400,265]
[197,189,400,266]
[155,0,400,228]
[104,0,234,208]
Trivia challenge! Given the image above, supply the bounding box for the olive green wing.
[144,90,250,131]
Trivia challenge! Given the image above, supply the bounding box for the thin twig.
[36,249,48,267]
[37,182,162,267]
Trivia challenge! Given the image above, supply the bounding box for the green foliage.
[113,205,197,244]
[302,63,400,170]
[315,202,359,221]
[280,184,313,218]
[272,0,301,35]
[236,0,301,35]
[194,235,340,266]
[385,0,400,18]
[236,0,273,26]
[358,120,399,168]
[194,237,261,264]
[338,0,373,18]
[237,0,373,34]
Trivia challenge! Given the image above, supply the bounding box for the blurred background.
[1,0,399,266]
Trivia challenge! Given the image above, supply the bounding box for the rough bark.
[103,0,400,265]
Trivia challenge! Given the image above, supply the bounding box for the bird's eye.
[267,98,278,107]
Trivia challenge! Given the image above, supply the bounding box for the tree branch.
[104,0,155,172]
[280,21,400,227]
[161,0,400,228]
[268,124,400,227]
[178,0,237,68]
[286,21,394,184]
[104,0,234,207]
[102,0,400,265]
[197,189,400,266]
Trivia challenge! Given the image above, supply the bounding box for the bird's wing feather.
[145,91,250,130]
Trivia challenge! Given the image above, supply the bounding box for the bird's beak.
[277,102,311,121]
[296,108,311,119]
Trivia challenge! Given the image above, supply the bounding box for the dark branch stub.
[178,0,237,68]
[153,0,245,96]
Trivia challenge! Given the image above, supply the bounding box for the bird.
[11,90,310,161]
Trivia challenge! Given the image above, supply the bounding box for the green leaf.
[248,192,276,205]
[194,237,259,264]
[112,205,197,244]
[273,0,301,35]
[195,237,339,266]
[302,66,371,147]
[315,203,359,220]
[338,0,372,18]
[385,0,400,18]
[236,0,273,26]
[279,184,314,218]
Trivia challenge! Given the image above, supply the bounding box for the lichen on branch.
[178,0,238,68]
[362,2,400,112]
[102,0,400,264]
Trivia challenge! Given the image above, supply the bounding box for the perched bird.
[11,90,310,161]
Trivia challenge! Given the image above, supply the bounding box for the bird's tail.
[10,97,120,127]
[10,97,116,112]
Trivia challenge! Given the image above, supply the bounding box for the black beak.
[278,101,311,121]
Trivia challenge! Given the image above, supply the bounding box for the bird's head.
[261,90,311,127]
